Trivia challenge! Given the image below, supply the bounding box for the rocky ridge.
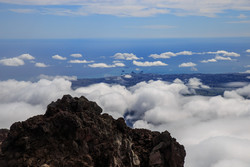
[0,95,185,167]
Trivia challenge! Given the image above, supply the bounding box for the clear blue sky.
[0,0,250,39]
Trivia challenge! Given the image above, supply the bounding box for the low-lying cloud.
[149,51,193,59]
[0,77,250,167]
[52,54,67,60]
[4,0,250,17]
[113,53,142,60]
[179,62,196,67]
[35,62,48,67]
[133,60,167,66]
[0,53,35,66]
[68,59,94,63]
[70,53,82,58]
[88,62,125,68]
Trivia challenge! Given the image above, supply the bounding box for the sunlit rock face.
[0,95,185,167]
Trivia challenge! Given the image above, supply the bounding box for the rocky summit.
[0,95,185,167]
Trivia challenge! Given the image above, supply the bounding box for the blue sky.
[0,1,250,79]
[0,0,250,38]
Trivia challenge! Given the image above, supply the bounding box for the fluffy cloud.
[149,52,176,59]
[201,59,217,63]
[149,51,192,59]
[52,54,67,60]
[88,62,125,68]
[201,55,233,63]
[0,53,35,66]
[18,53,35,60]
[3,0,250,17]
[133,60,167,66]
[246,49,250,53]
[187,78,210,89]
[207,50,240,57]
[179,62,196,67]
[1,77,250,167]
[113,53,141,60]
[0,78,75,127]
[214,55,232,61]
[68,59,94,63]
[38,74,77,81]
[0,57,25,66]
[35,62,48,67]
[123,74,132,79]
[70,53,82,58]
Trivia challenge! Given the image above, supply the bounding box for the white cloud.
[241,70,250,74]
[176,51,193,55]
[52,54,67,60]
[18,53,35,60]
[114,62,126,67]
[207,50,240,57]
[38,74,77,81]
[245,65,250,68]
[187,78,210,89]
[149,51,193,59]
[3,0,250,17]
[246,49,250,53]
[123,74,132,79]
[0,57,25,66]
[223,82,249,88]
[0,53,35,67]
[70,53,82,58]
[133,60,168,66]
[215,55,232,61]
[113,53,141,60]
[201,60,217,63]
[35,62,48,67]
[68,59,94,63]
[88,62,125,68]
[1,77,250,167]
[0,78,75,128]
[201,55,233,63]
[228,84,250,98]
[179,62,197,67]
[149,52,176,59]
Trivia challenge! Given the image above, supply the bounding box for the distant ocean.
[0,38,250,80]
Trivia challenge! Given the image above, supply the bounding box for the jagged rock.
[0,129,9,153]
[0,95,185,167]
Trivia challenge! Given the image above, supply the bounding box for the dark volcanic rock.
[0,129,9,153]
[0,95,185,167]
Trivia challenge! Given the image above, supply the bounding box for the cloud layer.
[1,77,250,167]
[3,0,250,17]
